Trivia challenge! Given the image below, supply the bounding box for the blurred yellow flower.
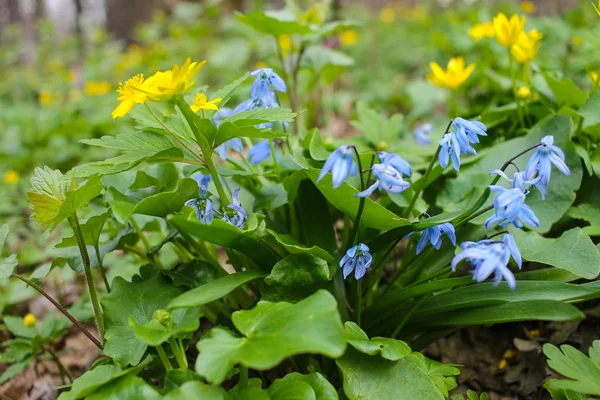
[593,1,600,15]
[589,71,599,85]
[191,93,221,113]
[380,7,396,24]
[278,35,292,57]
[498,359,508,369]
[428,57,475,90]
[24,313,36,327]
[340,30,358,46]
[572,35,583,46]
[302,2,326,24]
[516,86,532,99]
[511,29,542,63]
[84,81,112,96]
[468,22,496,42]
[503,349,518,359]
[112,74,160,120]
[39,90,53,106]
[493,13,526,48]
[151,58,206,101]
[254,61,269,70]
[521,1,535,13]
[3,170,19,184]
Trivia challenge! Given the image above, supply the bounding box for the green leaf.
[0,224,18,279]
[54,176,103,227]
[578,90,600,135]
[162,259,218,288]
[267,229,335,263]
[102,276,183,366]
[263,253,334,302]
[267,379,316,400]
[212,73,251,109]
[56,213,109,248]
[302,46,354,84]
[215,122,288,148]
[350,101,404,147]
[3,316,37,338]
[512,228,600,279]
[0,356,34,385]
[133,178,198,218]
[130,307,202,346]
[86,375,161,400]
[236,10,313,35]
[271,372,338,400]
[195,290,345,384]
[67,225,137,272]
[543,341,600,395]
[344,322,411,361]
[168,271,263,309]
[27,166,72,228]
[164,381,226,400]
[567,204,600,226]
[544,74,587,108]
[303,128,330,161]
[336,348,459,400]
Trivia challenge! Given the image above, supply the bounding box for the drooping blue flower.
[248,139,280,165]
[452,234,522,289]
[413,123,433,146]
[438,133,462,171]
[223,188,247,228]
[490,169,545,199]
[340,243,372,280]
[452,117,487,147]
[193,172,212,191]
[413,222,457,254]
[317,145,358,189]
[485,186,539,229]
[250,68,287,104]
[525,135,571,189]
[356,163,410,197]
[379,151,412,177]
[216,138,244,161]
[184,198,214,224]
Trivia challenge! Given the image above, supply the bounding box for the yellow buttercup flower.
[380,7,396,24]
[191,93,221,113]
[589,71,599,86]
[112,74,160,120]
[24,313,36,327]
[278,35,292,57]
[3,170,19,184]
[493,13,526,48]
[521,1,535,13]
[468,22,496,42]
[427,57,475,90]
[151,58,206,101]
[39,90,53,106]
[511,29,542,63]
[516,86,531,99]
[340,30,358,46]
[84,81,112,96]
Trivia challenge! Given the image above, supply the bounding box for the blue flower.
[216,138,244,161]
[414,123,433,146]
[248,140,280,165]
[485,186,539,229]
[317,145,358,189]
[356,163,410,197]
[340,243,372,280]
[184,198,214,224]
[413,222,457,254]
[250,68,287,104]
[379,151,412,177]
[490,169,545,199]
[211,107,235,127]
[438,133,462,170]
[452,234,522,289]
[193,172,212,192]
[223,188,247,228]
[452,117,487,147]
[525,135,571,189]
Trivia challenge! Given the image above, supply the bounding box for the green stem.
[94,245,111,293]
[269,139,281,177]
[131,217,165,269]
[201,148,231,208]
[11,274,103,349]
[508,49,524,128]
[48,348,73,384]
[69,216,104,339]
[168,338,188,369]
[404,145,442,218]
[347,148,371,248]
[356,279,362,326]
[459,204,493,226]
[391,295,428,338]
[155,345,173,371]
[239,365,249,389]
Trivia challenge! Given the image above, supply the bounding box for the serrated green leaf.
[28,166,73,228]
[0,224,17,279]
[236,10,313,35]
[215,123,288,148]
[544,341,600,395]
[54,175,103,228]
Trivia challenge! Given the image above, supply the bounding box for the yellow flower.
[191,93,221,113]
[302,2,326,25]
[84,81,112,96]
[151,58,206,101]
[516,86,532,99]
[23,313,36,327]
[39,90,53,106]
[3,170,19,184]
[468,22,496,42]
[278,35,292,57]
[511,29,542,63]
[380,7,396,24]
[112,74,160,120]
[498,359,508,370]
[493,13,526,48]
[589,71,599,85]
[427,57,475,90]
[572,35,583,46]
[521,1,535,13]
[593,1,600,15]
[254,61,269,70]
[340,30,358,46]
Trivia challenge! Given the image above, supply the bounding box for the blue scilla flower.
[248,140,280,165]
[414,123,433,146]
[184,198,214,224]
[356,163,410,197]
[485,186,539,229]
[193,172,212,191]
[412,222,457,254]
[340,243,372,280]
[490,169,545,199]
[317,145,358,189]
[379,151,412,177]
[250,68,287,103]
[452,117,487,147]
[438,133,462,171]
[223,188,247,228]
[216,138,244,161]
[525,135,571,189]
[452,234,522,289]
